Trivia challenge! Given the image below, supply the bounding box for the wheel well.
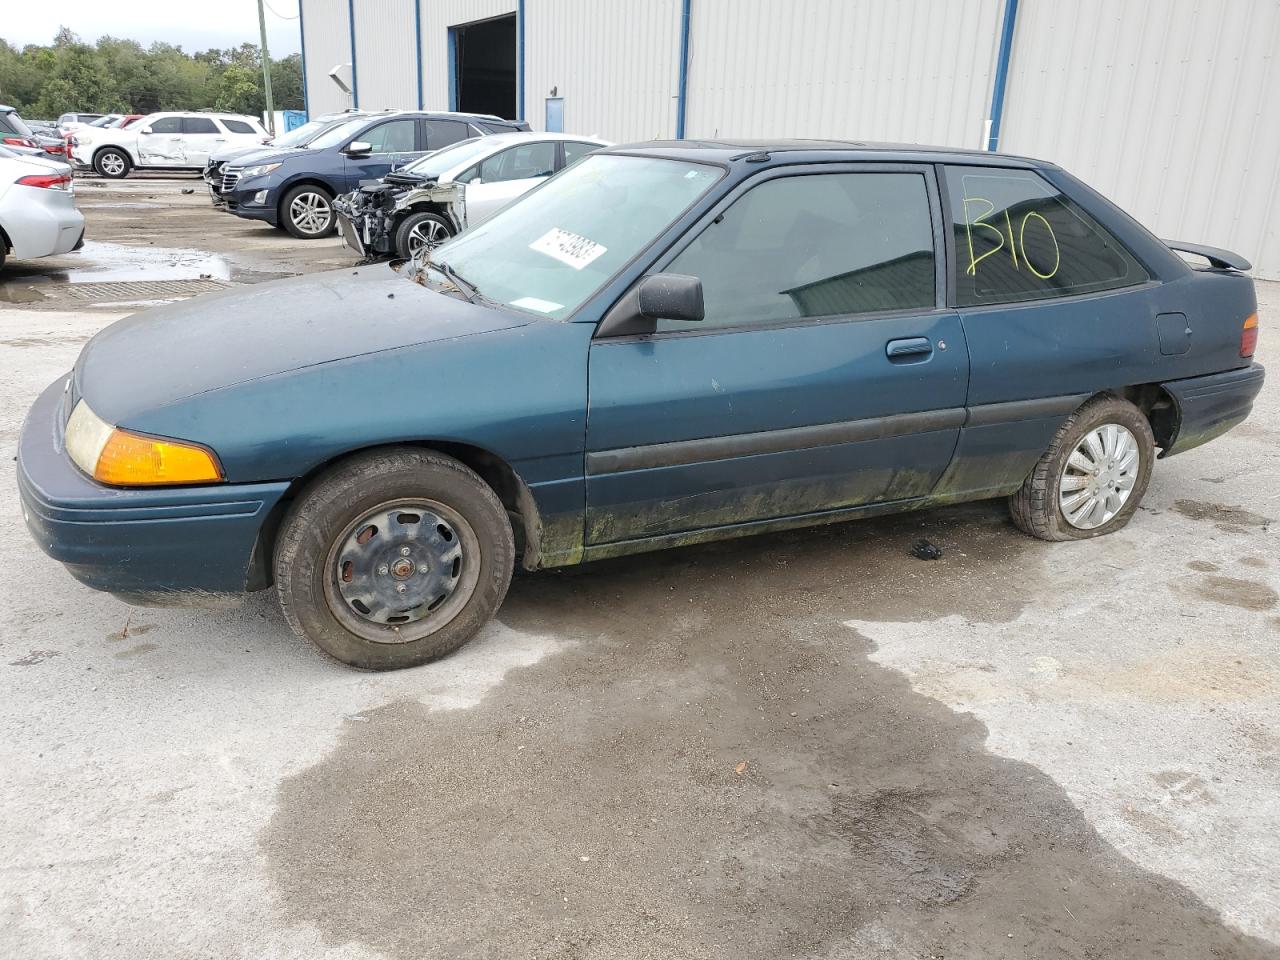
[93,145,129,163]
[250,441,542,592]
[1090,384,1178,450]
[277,179,335,219]
[0,222,11,256]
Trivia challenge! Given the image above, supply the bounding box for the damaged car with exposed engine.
[335,132,610,259]
[17,140,1265,672]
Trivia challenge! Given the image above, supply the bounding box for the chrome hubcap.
[290,191,331,234]
[407,219,449,256]
[1059,423,1140,530]
[101,154,124,174]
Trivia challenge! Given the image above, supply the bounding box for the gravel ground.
[0,179,1276,959]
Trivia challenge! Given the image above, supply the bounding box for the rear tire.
[394,210,454,260]
[273,448,515,670]
[280,184,335,239]
[94,148,131,179]
[1010,396,1154,541]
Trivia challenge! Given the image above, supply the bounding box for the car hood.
[77,265,535,425]
[227,146,311,169]
[210,142,271,163]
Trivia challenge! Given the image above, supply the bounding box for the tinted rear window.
[944,166,1148,306]
[183,117,220,134]
[222,119,255,134]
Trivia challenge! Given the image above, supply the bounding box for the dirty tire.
[274,447,515,670]
[280,184,335,239]
[94,147,131,179]
[1010,395,1155,541]
[394,210,454,260]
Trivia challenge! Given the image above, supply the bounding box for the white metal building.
[298,0,1280,278]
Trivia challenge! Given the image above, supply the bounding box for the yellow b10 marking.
[962,196,1060,280]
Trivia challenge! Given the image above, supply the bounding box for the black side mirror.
[597,273,704,337]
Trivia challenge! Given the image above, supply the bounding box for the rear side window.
[563,141,599,167]
[222,119,255,134]
[944,166,1148,306]
[663,171,936,331]
[183,117,220,134]
[424,119,468,149]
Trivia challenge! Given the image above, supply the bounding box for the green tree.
[213,63,262,115]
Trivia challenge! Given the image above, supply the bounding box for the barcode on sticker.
[529,228,607,270]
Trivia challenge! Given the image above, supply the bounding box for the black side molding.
[1164,240,1252,271]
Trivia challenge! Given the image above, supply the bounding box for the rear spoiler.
[1165,240,1252,271]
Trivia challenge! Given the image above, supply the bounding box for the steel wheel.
[406,217,450,257]
[322,498,482,644]
[1058,423,1140,530]
[289,190,332,235]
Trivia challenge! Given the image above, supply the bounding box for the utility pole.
[257,0,276,136]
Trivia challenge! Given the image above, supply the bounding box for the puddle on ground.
[0,240,293,304]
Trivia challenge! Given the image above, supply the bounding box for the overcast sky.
[3,0,302,56]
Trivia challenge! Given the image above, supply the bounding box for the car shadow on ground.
[260,501,1280,959]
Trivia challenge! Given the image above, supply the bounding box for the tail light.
[42,143,65,155]
[3,136,36,148]
[17,173,72,190]
[1240,313,1258,358]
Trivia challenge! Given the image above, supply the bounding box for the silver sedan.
[0,147,84,271]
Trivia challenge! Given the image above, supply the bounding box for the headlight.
[64,401,224,486]
[240,162,281,179]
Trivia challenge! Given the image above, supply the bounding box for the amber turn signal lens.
[94,429,224,486]
[1241,312,1259,358]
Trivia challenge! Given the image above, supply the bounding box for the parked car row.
[2,104,70,159]
[209,109,529,238]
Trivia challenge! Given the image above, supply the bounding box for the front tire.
[1010,396,1154,541]
[280,184,335,239]
[274,448,515,670]
[395,210,454,260]
[94,148,131,179]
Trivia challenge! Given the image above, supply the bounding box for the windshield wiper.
[428,260,482,304]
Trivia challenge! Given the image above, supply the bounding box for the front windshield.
[275,118,330,148]
[402,137,491,177]
[306,116,370,150]
[436,154,722,321]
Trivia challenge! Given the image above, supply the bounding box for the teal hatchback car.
[18,140,1264,669]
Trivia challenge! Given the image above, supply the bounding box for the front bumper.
[1160,362,1265,457]
[222,184,278,225]
[17,376,291,604]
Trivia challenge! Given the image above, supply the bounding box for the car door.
[179,116,225,167]
[584,164,969,545]
[459,140,557,224]
[934,163,1158,497]
[136,116,185,165]
[340,117,420,189]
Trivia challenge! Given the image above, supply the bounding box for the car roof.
[475,131,610,146]
[601,138,1053,169]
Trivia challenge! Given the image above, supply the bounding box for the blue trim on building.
[516,0,526,122]
[675,0,692,138]
[986,0,1019,151]
[415,0,425,109]
[347,0,359,108]
[447,26,459,111]
[298,0,309,117]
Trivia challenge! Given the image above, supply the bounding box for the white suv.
[70,112,268,179]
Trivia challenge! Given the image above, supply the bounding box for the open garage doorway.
[449,14,517,120]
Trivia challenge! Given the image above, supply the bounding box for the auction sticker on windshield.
[530,228,607,270]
